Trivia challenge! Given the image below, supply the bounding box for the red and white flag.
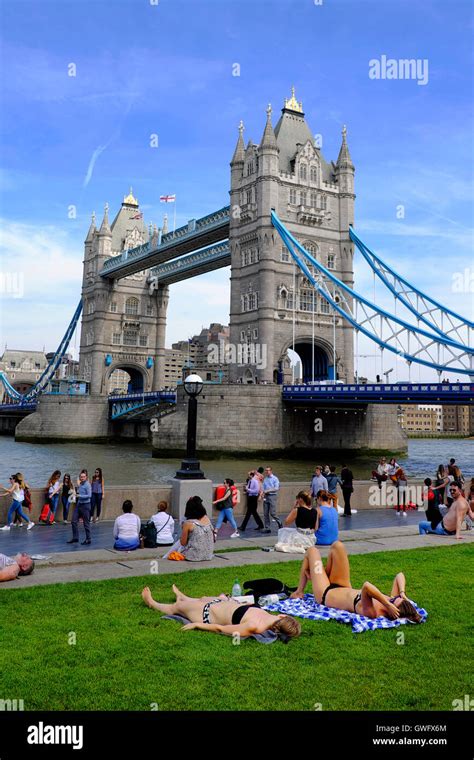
[130,212,143,219]
[160,194,176,203]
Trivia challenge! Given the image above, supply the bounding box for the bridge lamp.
[175,374,205,479]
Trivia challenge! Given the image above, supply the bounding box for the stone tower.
[78,190,169,395]
[229,89,355,383]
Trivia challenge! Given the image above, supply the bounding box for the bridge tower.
[78,190,168,395]
[229,89,355,383]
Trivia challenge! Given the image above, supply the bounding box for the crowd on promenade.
[0,454,472,582]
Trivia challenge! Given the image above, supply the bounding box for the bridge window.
[110,302,117,313]
[318,195,327,210]
[320,298,330,314]
[35,363,41,369]
[253,328,258,339]
[10,362,16,368]
[306,242,318,259]
[125,297,139,316]
[240,330,245,342]
[289,188,297,204]
[300,289,317,312]
[146,304,153,316]
[300,191,307,206]
[123,329,138,346]
[112,333,121,345]
[310,191,317,208]
[139,335,148,347]
[327,253,335,270]
[242,292,258,312]
[299,164,307,181]
[246,190,252,205]
[281,246,290,263]
[310,165,318,183]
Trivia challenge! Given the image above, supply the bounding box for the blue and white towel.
[262,594,428,633]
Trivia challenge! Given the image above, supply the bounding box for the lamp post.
[175,373,205,479]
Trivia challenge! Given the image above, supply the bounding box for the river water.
[0,436,471,487]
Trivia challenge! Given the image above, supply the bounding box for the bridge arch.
[282,336,334,382]
[105,362,149,395]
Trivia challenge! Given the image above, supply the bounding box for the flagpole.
[173,201,176,232]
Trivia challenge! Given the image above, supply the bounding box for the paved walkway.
[1,519,472,590]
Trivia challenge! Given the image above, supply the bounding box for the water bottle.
[259,592,286,606]
[231,579,242,597]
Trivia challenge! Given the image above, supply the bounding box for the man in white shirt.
[0,552,34,582]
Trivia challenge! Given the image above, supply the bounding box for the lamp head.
[184,373,203,397]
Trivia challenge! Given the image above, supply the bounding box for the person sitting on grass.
[290,541,422,623]
[314,490,339,546]
[113,500,141,551]
[141,583,301,640]
[0,552,34,582]
[419,482,473,540]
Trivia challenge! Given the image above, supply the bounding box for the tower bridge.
[4,88,473,450]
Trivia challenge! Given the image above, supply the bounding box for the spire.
[85,211,96,242]
[336,125,354,169]
[283,86,303,114]
[123,187,139,206]
[260,104,278,149]
[98,202,111,236]
[231,120,245,164]
[162,213,169,235]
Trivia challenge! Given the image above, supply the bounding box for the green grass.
[1,545,472,711]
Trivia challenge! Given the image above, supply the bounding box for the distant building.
[442,405,471,435]
[399,405,440,433]
[0,349,47,398]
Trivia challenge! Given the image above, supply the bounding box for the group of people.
[371,457,409,512]
[141,537,423,641]
[419,465,473,540]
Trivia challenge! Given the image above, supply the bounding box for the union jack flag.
[130,212,143,219]
[159,194,176,202]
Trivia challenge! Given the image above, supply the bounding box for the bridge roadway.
[100,206,230,280]
[283,382,474,405]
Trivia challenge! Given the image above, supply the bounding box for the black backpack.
[243,577,296,603]
[141,520,158,548]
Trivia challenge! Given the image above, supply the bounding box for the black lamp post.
[175,373,205,479]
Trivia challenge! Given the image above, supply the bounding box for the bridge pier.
[151,384,407,457]
[15,395,111,442]
[152,284,169,391]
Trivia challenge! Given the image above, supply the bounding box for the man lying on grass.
[291,541,422,623]
[0,552,34,582]
[142,584,301,640]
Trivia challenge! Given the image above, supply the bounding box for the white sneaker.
[1,525,10,531]
[402,512,407,518]
[18,523,24,527]
[337,506,344,515]
[351,509,358,514]
[230,531,240,538]
[396,511,401,516]
[27,522,35,530]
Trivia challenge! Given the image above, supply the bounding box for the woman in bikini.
[291,541,422,622]
[141,584,301,640]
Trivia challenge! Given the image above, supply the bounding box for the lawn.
[0,545,472,711]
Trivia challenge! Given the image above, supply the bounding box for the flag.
[160,194,176,203]
[130,212,143,219]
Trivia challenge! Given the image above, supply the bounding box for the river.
[0,436,471,487]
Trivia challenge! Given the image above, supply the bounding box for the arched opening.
[107,367,144,395]
[289,342,331,383]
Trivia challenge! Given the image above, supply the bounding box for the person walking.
[46,470,61,523]
[239,470,264,532]
[262,466,282,535]
[61,474,72,523]
[0,475,34,530]
[310,466,328,502]
[326,465,343,513]
[340,463,357,516]
[91,468,105,523]
[212,479,240,538]
[68,470,92,545]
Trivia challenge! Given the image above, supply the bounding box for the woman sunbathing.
[291,541,422,622]
[142,584,301,640]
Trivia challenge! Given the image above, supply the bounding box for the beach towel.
[161,614,279,643]
[261,594,427,633]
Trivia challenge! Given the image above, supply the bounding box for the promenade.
[1,509,472,589]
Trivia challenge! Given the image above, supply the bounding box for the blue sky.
[0,0,472,380]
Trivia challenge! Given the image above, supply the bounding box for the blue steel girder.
[271,212,474,377]
[148,241,230,287]
[108,391,176,420]
[100,206,230,280]
[282,382,474,405]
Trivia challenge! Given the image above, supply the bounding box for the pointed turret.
[231,120,245,165]
[260,104,278,149]
[336,125,354,170]
[162,214,169,235]
[98,203,111,236]
[85,211,96,243]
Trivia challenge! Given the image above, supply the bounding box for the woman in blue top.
[314,490,339,545]
[91,468,104,523]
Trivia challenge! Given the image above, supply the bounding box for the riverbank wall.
[0,480,425,524]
